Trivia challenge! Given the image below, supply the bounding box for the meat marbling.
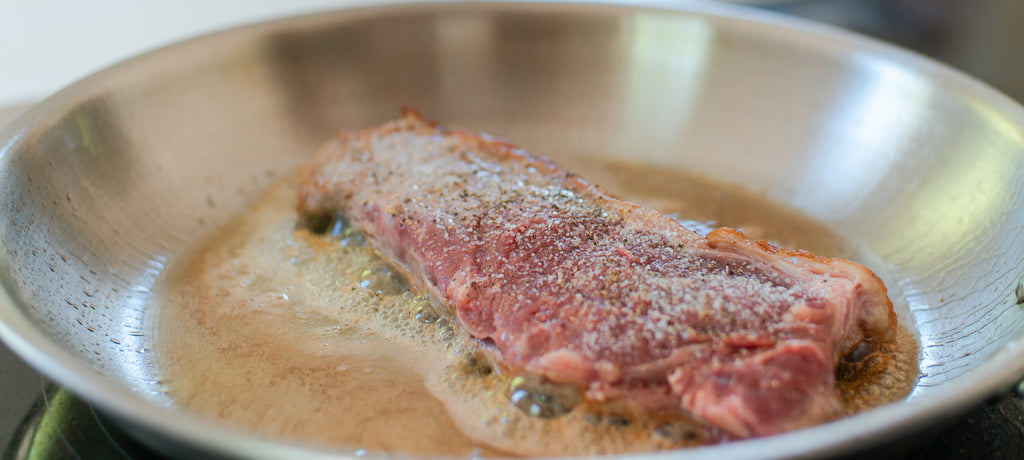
[296,110,897,439]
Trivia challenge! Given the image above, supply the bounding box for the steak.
[296,110,897,439]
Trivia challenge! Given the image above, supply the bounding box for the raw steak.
[296,110,896,439]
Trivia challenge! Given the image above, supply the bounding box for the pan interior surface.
[2,1,1024,458]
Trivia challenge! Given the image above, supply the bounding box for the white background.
[0,0,355,106]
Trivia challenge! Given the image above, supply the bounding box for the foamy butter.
[156,166,918,457]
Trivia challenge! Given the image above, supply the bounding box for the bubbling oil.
[155,164,919,457]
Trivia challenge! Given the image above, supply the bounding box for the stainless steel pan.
[2,1,1024,458]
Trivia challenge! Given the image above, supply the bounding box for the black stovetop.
[2,1,1024,458]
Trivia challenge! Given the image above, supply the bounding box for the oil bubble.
[358,263,408,295]
[415,304,440,324]
[508,373,581,419]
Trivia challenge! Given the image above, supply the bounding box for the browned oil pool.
[154,161,918,457]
